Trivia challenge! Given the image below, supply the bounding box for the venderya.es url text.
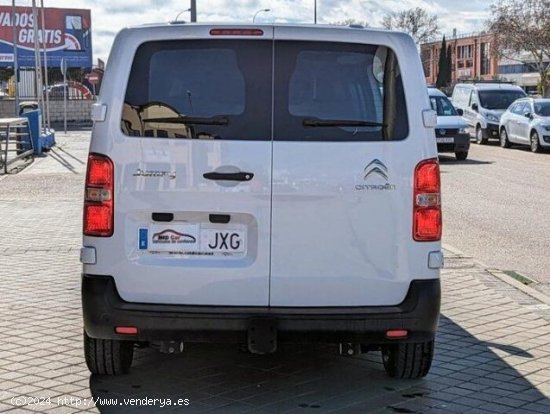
[11,396,190,408]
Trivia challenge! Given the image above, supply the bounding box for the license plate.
[436,137,454,143]
[145,224,246,256]
[200,229,246,253]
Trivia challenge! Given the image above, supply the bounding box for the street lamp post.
[314,0,317,24]
[313,0,317,24]
[253,8,270,23]
[190,0,197,22]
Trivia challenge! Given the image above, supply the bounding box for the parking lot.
[0,131,549,413]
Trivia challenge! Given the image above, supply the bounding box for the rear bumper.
[437,133,470,153]
[82,275,440,344]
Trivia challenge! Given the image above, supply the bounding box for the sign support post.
[61,58,67,133]
[31,0,45,133]
[11,0,19,114]
[40,0,50,129]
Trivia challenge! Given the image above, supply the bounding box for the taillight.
[84,153,114,237]
[413,159,441,241]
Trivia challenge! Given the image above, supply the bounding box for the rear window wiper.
[303,118,385,128]
[143,115,229,126]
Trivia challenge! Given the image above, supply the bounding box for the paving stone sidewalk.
[0,131,549,413]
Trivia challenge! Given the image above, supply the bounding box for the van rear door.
[269,28,438,307]
[94,31,274,306]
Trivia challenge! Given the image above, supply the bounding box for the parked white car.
[81,23,442,378]
[499,98,550,152]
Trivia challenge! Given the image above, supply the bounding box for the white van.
[81,23,443,379]
[451,82,527,144]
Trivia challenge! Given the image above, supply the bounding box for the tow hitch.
[248,318,277,354]
[338,342,362,356]
[159,340,184,354]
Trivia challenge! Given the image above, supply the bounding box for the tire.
[476,126,488,145]
[381,340,434,379]
[455,151,468,161]
[531,131,542,153]
[84,330,134,375]
[500,128,511,148]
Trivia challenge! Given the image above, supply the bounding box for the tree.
[436,36,448,88]
[539,72,550,96]
[381,7,439,45]
[446,45,453,85]
[488,0,550,97]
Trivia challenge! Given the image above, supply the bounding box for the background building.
[421,32,545,94]
[421,32,498,86]
[498,53,549,94]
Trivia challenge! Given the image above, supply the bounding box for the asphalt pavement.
[440,140,550,295]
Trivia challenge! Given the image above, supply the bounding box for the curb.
[443,243,550,306]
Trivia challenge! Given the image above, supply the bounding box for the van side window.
[468,91,477,107]
[121,40,272,140]
[452,86,469,107]
[452,87,462,106]
[274,42,408,141]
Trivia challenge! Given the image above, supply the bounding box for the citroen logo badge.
[364,159,389,181]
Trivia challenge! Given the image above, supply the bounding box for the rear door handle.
[203,171,254,182]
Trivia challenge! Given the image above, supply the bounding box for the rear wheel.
[476,126,488,145]
[455,151,468,161]
[531,131,542,153]
[84,330,134,375]
[381,340,434,379]
[500,128,511,148]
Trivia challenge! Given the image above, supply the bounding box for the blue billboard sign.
[0,6,92,68]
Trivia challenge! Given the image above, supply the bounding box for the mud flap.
[248,318,277,354]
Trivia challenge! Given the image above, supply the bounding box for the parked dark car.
[428,87,470,160]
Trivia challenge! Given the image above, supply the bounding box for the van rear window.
[122,40,272,140]
[121,39,408,141]
[274,41,408,141]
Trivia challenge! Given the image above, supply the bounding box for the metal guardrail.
[0,117,34,173]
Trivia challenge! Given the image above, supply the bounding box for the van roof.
[455,82,524,92]
[122,22,401,36]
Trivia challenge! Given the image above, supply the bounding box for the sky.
[5,0,493,63]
